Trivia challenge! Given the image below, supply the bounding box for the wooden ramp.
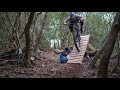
[67,35,90,63]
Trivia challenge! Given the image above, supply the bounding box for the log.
[53,49,65,54]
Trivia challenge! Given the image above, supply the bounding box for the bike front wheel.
[72,31,80,52]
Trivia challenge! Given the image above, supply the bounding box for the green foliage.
[0,12,116,50]
[84,12,115,48]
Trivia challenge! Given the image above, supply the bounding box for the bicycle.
[68,22,81,52]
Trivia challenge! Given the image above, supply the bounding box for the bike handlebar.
[64,21,80,25]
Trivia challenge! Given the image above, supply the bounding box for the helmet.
[59,54,68,63]
[69,12,76,19]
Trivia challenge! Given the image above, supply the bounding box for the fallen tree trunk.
[53,49,65,54]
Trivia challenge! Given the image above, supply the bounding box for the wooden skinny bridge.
[67,35,90,63]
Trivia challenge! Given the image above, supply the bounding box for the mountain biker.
[63,12,84,34]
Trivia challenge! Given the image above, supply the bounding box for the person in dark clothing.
[59,47,73,63]
[64,12,84,34]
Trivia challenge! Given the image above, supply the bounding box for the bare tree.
[88,35,108,69]
[112,36,120,73]
[0,12,12,36]
[24,12,35,67]
[4,12,21,49]
[97,12,120,78]
[33,12,48,53]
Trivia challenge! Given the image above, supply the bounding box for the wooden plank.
[70,53,85,56]
[74,47,87,49]
[81,41,89,43]
[70,53,84,55]
[72,47,89,52]
[68,61,82,63]
[69,53,83,55]
[67,61,82,64]
[81,39,89,41]
[88,43,96,52]
[69,54,83,56]
[69,54,84,57]
[69,51,85,54]
[67,61,82,63]
[68,60,83,63]
[68,59,82,61]
[71,50,86,53]
[67,35,90,63]
[80,40,89,42]
[68,56,82,59]
[80,43,89,45]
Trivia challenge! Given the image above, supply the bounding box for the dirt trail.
[0,50,119,78]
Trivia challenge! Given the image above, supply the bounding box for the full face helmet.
[69,12,76,19]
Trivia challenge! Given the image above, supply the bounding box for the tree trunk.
[112,33,120,73]
[88,35,108,69]
[24,12,35,67]
[31,12,42,46]
[5,12,21,49]
[33,12,48,53]
[0,12,12,36]
[118,33,120,67]
[97,12,120,78]
[112,50,120,73]
[14,12,21,48]
[31,13,37,46]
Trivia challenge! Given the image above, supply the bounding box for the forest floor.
[0,50,120,78]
